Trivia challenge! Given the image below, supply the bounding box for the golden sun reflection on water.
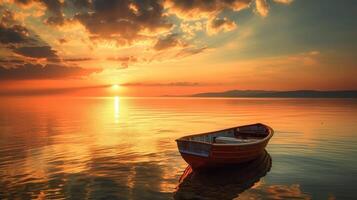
[114,96,120,123]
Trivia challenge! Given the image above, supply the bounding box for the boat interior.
[185,124,270,144]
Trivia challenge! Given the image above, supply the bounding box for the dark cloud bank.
[9,0,264,46]
[0,6,101,80]
[0,0,289,81]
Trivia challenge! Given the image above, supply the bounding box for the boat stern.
[176,139,212,169]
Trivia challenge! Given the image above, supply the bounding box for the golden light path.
[114,96,120,123]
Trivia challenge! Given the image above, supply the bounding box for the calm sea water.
[0,97,356,199]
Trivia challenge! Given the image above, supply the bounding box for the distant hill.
[190,90,357,98]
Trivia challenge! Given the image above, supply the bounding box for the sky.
[0,0,356,96]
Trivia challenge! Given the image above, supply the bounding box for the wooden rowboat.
[175,123,274,169]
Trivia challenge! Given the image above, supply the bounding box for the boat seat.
[214,136,256,144]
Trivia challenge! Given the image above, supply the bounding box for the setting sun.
[112,84,120,90]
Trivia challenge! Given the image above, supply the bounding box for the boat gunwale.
[175,123,274,147]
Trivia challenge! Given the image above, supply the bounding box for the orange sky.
[0,0,356,96]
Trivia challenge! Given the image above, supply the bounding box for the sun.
[112,84,120,90]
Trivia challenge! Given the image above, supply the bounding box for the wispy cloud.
[154,33,184,51]
[107,56,138,68]
[0,84,111,96]
[273,0,294,5]
[122,82,202,87]
[255,0,269,17]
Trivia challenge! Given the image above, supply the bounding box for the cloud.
[167,0,253,19]
[0,63,102,80]
[14,0,32,5]
[181,21,204,38]
[273,0,293,4]
[0,6,16,24]
[255,0,269,17]
[0,24,32,44]
[74,0,172,45]
[107,56,138,68]
[41,0,65,25]
[0,58,24,64]
[0,8,103,81]
[175,46,208,58]
[58,38,67,44]
[154,33,183,51]
[0,8,37,45]
[122,82,201,87]
[0,8,54,59]
[71,0,92,9]
[14,0,65,25]
[0,84,111,96]
[207,17,237,35]
[63,57,93,62]
[12,46,59,60]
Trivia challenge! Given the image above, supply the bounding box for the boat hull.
[180,140,268,169]
[176,123,273,169]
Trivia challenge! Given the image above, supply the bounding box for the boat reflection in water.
[174,150,271,200]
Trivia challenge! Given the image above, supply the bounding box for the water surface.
[0,97,356,199]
